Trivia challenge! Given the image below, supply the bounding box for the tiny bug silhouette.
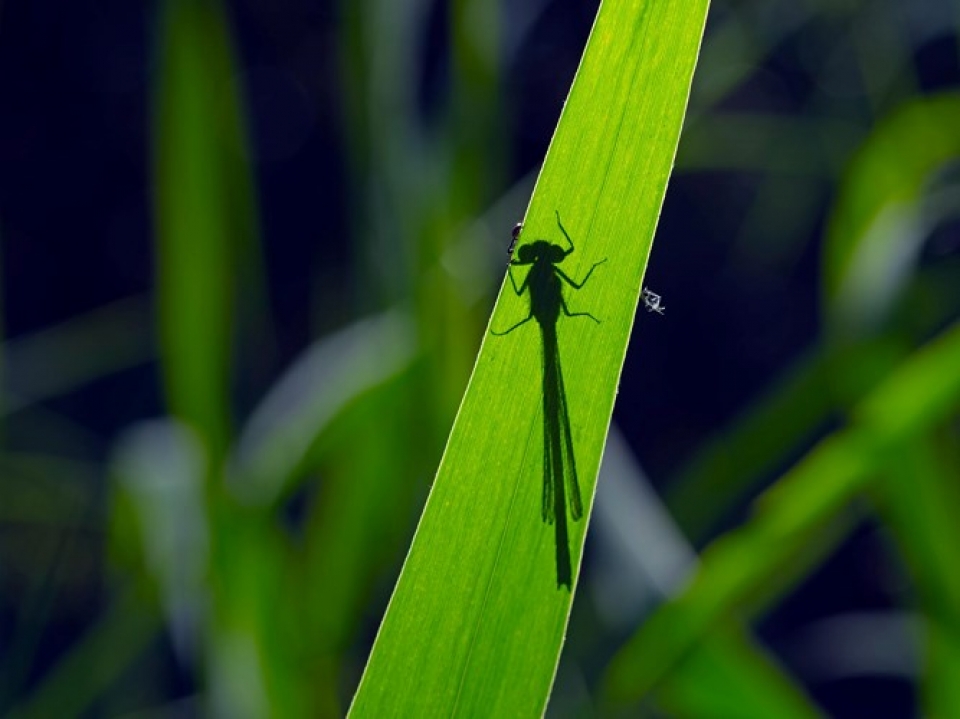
[642,287,665,314]
[493,211,605,589]
[506,222,522,258]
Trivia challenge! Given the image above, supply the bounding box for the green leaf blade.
[349,0,710,714]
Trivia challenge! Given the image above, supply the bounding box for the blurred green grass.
[0,0,958,717]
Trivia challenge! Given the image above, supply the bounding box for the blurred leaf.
[151,2,294,716]
[110,420,208,654]
[0,455,101,710]
[874,436,960,717]
[229,309,416,504]
[153,0,258,457]
[7,589,159,719]
[0,454,99,526]
[348,0,710,714]
[689,6,812,110]
[666,347,834,541]
[666,327,939,542]
[824,93,960,335]
[603,319,960,707]
[593,431,822,717]
[1,297,152,416]
[668,89,960,541]
[655,624,822,719]
[0,219,5,425]
[109,425,307,719]
[301,363,432,714]
[926,619,960,717]
[677,113,858,176]
[205,507,306,719]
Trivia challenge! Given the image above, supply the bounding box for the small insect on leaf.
[507,222,523,258]
[642,287,665,315]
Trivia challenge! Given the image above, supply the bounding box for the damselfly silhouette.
[493,211,605,589]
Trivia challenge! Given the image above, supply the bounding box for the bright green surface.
[348,0,709,714]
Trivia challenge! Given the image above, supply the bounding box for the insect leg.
[555,258,606,290]
[559,295,600,324]
[504,264,529,295]
[491,313,535,336]
[555,210,575,254]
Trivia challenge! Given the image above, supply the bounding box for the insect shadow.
[492,210,605,589]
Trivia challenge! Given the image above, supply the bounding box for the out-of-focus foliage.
[0,0,958,717]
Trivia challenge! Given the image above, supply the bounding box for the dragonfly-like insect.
[493,211,605,589]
